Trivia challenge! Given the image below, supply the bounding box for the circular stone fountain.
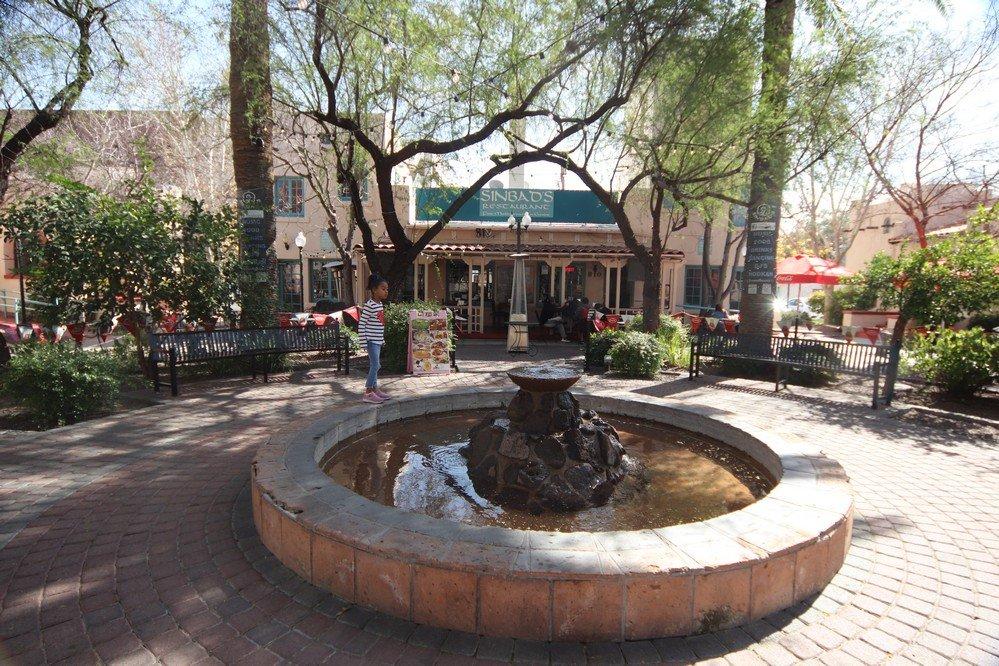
[252,370,853,641]
[464,366,646,512]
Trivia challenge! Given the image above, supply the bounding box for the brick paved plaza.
[0,343,997,664]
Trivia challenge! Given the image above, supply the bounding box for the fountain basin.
[252,389,852,641]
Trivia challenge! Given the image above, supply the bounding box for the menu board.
[239,188,274,284]
[744,201,778,296]
[407,309,451,375]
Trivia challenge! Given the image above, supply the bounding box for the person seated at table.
[560,297,581,336]
[541,297,569,341]
[538,296,557,325]
[710,303,729,319]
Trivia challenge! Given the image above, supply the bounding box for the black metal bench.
[689,333,901,409]
[150,323,350,396]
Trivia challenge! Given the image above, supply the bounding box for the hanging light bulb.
[451,68,460,84]
[297,0,309,9]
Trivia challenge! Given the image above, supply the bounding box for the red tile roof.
[362,242,684,259]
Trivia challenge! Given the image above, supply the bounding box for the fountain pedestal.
[463,366,643,512]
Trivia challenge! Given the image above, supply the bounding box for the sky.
[77,0,997,194]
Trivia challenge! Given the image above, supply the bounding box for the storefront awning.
[357,242,684,260]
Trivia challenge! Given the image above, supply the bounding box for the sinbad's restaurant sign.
[415,187,614,224]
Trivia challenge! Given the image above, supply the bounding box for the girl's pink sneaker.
[362,392,385,404]
[374,390,391,400]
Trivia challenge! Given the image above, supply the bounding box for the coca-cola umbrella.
[776,255,851,336]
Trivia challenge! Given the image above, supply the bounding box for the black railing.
[690,333,901,409]
[696,334,892,375]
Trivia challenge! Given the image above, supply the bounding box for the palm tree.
[229,0,277,326]
[738,0,948,337]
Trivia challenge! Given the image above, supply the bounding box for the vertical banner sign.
[240,189,271,284]
[407,309,451,375]
[743,202,778,296]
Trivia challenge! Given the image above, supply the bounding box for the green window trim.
[275,176,305,217]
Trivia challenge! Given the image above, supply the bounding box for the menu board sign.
[744,202,779,295]
[407,309,451,375]
[239,188,273,283]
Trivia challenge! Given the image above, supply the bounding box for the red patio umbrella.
[776,255,849,285]
[775,255,851,337]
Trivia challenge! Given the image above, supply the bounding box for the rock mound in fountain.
[462,365,646,512]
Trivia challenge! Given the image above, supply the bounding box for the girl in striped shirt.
[359,274,390,404]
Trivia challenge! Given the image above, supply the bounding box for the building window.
[696,235,706,256]
[338,175,370,203]
[275,177,305,217]
[277,259,303,310]
[309,259,341,303]
[881,217,892,234]
[684,266,703,307]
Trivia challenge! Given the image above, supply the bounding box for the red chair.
[860,326,881,345]
[723,319,737,334]
[603,314,621,330]
[161,313,178,333]
[690,316,702,334]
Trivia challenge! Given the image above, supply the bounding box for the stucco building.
[842,184,996,273]
[2,111,746,328]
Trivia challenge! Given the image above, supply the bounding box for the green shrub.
[342,327,361,353]
[1,342,124,426]
[778,310,813,329]
[608,331,667,378]
[807,290,826,316]
[585,329,622,368]
[382,300,452,373]
[909,328,998,397]
[625,314,689,367]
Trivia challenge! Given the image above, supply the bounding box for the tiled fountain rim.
[252,387,853,579]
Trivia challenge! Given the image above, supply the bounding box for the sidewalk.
[0,348,996,664]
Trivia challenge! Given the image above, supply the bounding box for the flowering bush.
[909,328,998,397]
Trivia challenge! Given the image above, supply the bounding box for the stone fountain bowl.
[252,388,854,641]
[507,365,581,393]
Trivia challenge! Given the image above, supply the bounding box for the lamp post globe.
[522,211,531,227]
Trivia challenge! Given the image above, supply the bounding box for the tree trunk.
[736,0,796,338]
[229,0,277,327]
[700,219,714,308]
[641,260,662,333]
[823,283,835,323]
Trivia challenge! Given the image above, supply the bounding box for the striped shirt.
[358,299,385,344]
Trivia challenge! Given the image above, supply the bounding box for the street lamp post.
[16,237,27,326]
[295,231,307,312]
[507,211,531,253]
[506,213,531,353]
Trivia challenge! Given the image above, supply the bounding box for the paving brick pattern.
[1,344,997,664]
